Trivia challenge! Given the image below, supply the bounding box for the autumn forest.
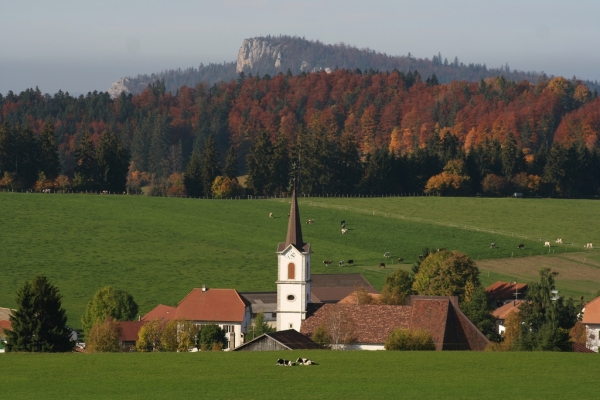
[1,69,600,198]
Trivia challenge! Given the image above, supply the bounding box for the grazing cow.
[518,244,525,249]
[276,358,285,366]
[544,241,550,247]
[276,359,295,366]
[378,262,386,269]
[339,260,345,267]
[269,212,273,218]
[556,238,563,244]
[437,248,446,252]
[585,243,594,249]
[383,252,390,258]
[490,243,496,249]
[341,228,348,234]
[43,189,51,193]
[397,257,404,263]
[323,260,332,265]
[306,219,315,224]
[101,190,108,194]
[340,220,345,226]
[347,259,354,265]
[341,223,346,229]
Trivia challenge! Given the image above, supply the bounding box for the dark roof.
[234,329,322,351]
[285,180,304,250]
[310,274,379,303]
[301,296,489,350]
[118,321,146,342]
[486,281,528,301]
[239,292,278,314]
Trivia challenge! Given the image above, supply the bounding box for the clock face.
[286,251,296,260]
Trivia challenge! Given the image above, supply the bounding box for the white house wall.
[585,323,600,352]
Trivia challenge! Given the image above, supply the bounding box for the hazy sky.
[2,0,599,95]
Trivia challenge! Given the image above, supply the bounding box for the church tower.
[276,182,311,331]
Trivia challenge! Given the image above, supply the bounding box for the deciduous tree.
[81,286,138,339]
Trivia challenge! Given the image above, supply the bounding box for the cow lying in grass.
[296,358,317,365]
[276,359,295,366]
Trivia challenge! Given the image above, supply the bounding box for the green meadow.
[0,351,597,399]
[1,193,598,328]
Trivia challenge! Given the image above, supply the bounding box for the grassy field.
[0,351,598,399]
[1,193,598,329]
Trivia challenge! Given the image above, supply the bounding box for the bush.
[199,324,226,351]
[87,317,121,353]
[311,324,331,346]
[384,328,435,351]
[481,174,510,196]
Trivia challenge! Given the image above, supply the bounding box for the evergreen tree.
[0,122,15,175]
[199,134,221,197]
[461,286,500,342]
[184,151,203,197]
[14,126,41,188]
[224,145,239,180]
[246,131,273,195]
[269,133,290,195]
[96,131,130,192]
[5,276,73,352]
[148,115,170,179]
[74,132,97,190]
[39,122,61,180]
[337,130,362,193]
[500,132,519,179]
[131,117,152,173]
[543,144,568,196]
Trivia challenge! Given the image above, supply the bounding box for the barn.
[233,329,322,352]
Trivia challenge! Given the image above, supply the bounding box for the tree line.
[2,69,600,197]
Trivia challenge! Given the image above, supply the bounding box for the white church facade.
[275,182,311,332]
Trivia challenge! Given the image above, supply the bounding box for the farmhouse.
[486,281,528,307]
[581,295,600,352]
[143,287,251,350]
[118,321,147,351]
[233,329,322,351]
[300,296,489,351]
[491,300,523,335]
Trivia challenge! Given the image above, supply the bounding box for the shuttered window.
[288,263,295,279]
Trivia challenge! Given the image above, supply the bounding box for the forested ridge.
[1,69,600,197]
[117,35,600,95]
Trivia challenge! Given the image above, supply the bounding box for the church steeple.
[285,179,304,249]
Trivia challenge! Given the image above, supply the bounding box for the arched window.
[288,263,295,280]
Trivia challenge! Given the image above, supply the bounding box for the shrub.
[384,328,435,351]
[87,317,121,353]
[311,324,331,346]
[481,174,510,196]
[199,324,226,351]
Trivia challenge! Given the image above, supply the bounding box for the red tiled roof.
[142,304,177,322]
[176,288,248,322]
[572,343,595,353]
[338,292,381,304]
[486,281,528,301]
[582,296,600,324]
[301,296,489,350]
[492,300,524,320]
[0,320,12,339]
[118,321,146,342]
[301,304,412,344]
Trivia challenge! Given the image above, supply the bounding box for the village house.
[233,329,322,352]
[143,287,251,350]
[300,296,489,351]
[486,281,528,308]
[491,300,523,335]
[581,295,600,352]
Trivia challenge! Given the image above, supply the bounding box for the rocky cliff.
[236,38,284,73]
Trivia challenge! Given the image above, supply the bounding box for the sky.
[2,0,599,95]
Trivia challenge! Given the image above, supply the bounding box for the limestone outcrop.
[236,38,285,73]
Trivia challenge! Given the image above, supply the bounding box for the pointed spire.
[285,178,304,249]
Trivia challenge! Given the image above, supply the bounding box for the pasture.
[0,351,598,399]
[1,192,598,329]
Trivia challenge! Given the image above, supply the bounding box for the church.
[141,183,489,351]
